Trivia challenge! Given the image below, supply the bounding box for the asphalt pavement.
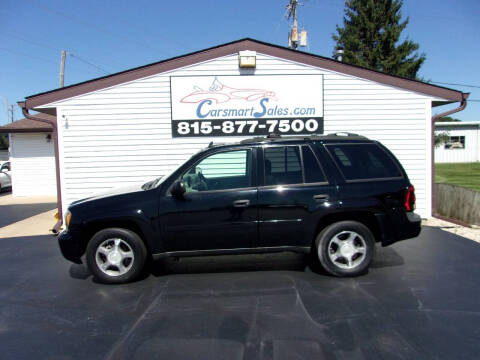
[0,227,479,359]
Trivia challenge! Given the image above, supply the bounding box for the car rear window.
[326,143,403,180]
[264,146,303,185]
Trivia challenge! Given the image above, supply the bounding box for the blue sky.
[1,0,479,125]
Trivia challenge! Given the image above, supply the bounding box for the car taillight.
[405,185,415,212]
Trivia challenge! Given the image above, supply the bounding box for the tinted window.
[182,149,251,192]
[264,146,303,185]
[302,146,326,183]
[326,143,402,180]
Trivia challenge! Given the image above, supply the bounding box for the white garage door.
[10,133,56,196]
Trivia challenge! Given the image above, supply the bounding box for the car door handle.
[313,194,329,201]
[233,199,250,207]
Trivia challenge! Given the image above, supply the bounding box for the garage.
[434,121,480,163]
[0,114,57,196]
[18,38,467,226]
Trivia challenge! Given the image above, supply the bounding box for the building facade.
[435,121,480,163]
[20,39,467,219]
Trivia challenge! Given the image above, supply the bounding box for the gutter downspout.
[20,105,63,234]
[431,93,469,217]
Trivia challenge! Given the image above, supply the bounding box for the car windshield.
[141,162,184,190]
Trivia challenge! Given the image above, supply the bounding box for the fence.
[434,183,480,225]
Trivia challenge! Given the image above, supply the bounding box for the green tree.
[0,134,8,150]
[333,0,425,79]
[434,132,449,148]
[436,116,461,122]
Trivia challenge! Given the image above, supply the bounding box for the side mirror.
[171,180,186,198]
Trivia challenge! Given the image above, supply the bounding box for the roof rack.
[239,132,368,145]
[328,132,361,137]
[240,133,282,144]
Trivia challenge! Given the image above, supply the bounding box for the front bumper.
[58,230,83,264]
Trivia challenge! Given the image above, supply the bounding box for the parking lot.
[0,199,479,360]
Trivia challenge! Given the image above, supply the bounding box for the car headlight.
[65,211,72,228]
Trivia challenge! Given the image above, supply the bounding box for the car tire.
[315,221,375,277]
[86,228,147,284]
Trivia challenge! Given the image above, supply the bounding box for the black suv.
[59,133,421,283]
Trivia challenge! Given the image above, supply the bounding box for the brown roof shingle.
[0,113,54,133]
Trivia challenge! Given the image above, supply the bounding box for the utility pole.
[8,105,14,123]
[286,0,308,50]
[59,50,66,88]
[287,0,299,49]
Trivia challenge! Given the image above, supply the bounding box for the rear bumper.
[378,212,422,246]
[58,230,83,264]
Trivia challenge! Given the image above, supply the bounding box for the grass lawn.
[435,162,480,192]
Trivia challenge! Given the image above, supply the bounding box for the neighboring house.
[0,150,8,161]
[0,114,57,196]
[19,38,468,219]
[435,121,480,163]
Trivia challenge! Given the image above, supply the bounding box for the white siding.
[9,133,56,196]
[47,53,437,217]
[434,125,480,163]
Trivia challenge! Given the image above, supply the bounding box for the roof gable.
[24,38,467,109]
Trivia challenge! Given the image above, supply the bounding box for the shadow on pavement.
[0,202,56,228]
[68,245,405,283]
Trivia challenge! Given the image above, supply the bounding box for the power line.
[1,31,113,74]
[28,0,172,57]
[3,32,59,52]
[429,81,480,89]
[68,53,110,75]
[0,47,57,64]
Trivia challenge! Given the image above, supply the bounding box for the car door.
[159,147,258,252]
[257,143,339,248]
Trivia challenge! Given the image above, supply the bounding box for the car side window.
[326,143,403,180]
[182,149,251,192]
[264,146,303,185]
[302,146,326,183]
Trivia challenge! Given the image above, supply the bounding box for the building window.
[445,136,465,149]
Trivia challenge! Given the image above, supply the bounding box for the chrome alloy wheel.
[95,238,134,277]
[326,231,367,270]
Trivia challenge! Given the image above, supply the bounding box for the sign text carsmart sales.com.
[195,98,317,119]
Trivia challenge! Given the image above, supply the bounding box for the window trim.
[324,142,404,182]
[301,144,328,184]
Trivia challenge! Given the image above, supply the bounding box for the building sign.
[170,74,323,137]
